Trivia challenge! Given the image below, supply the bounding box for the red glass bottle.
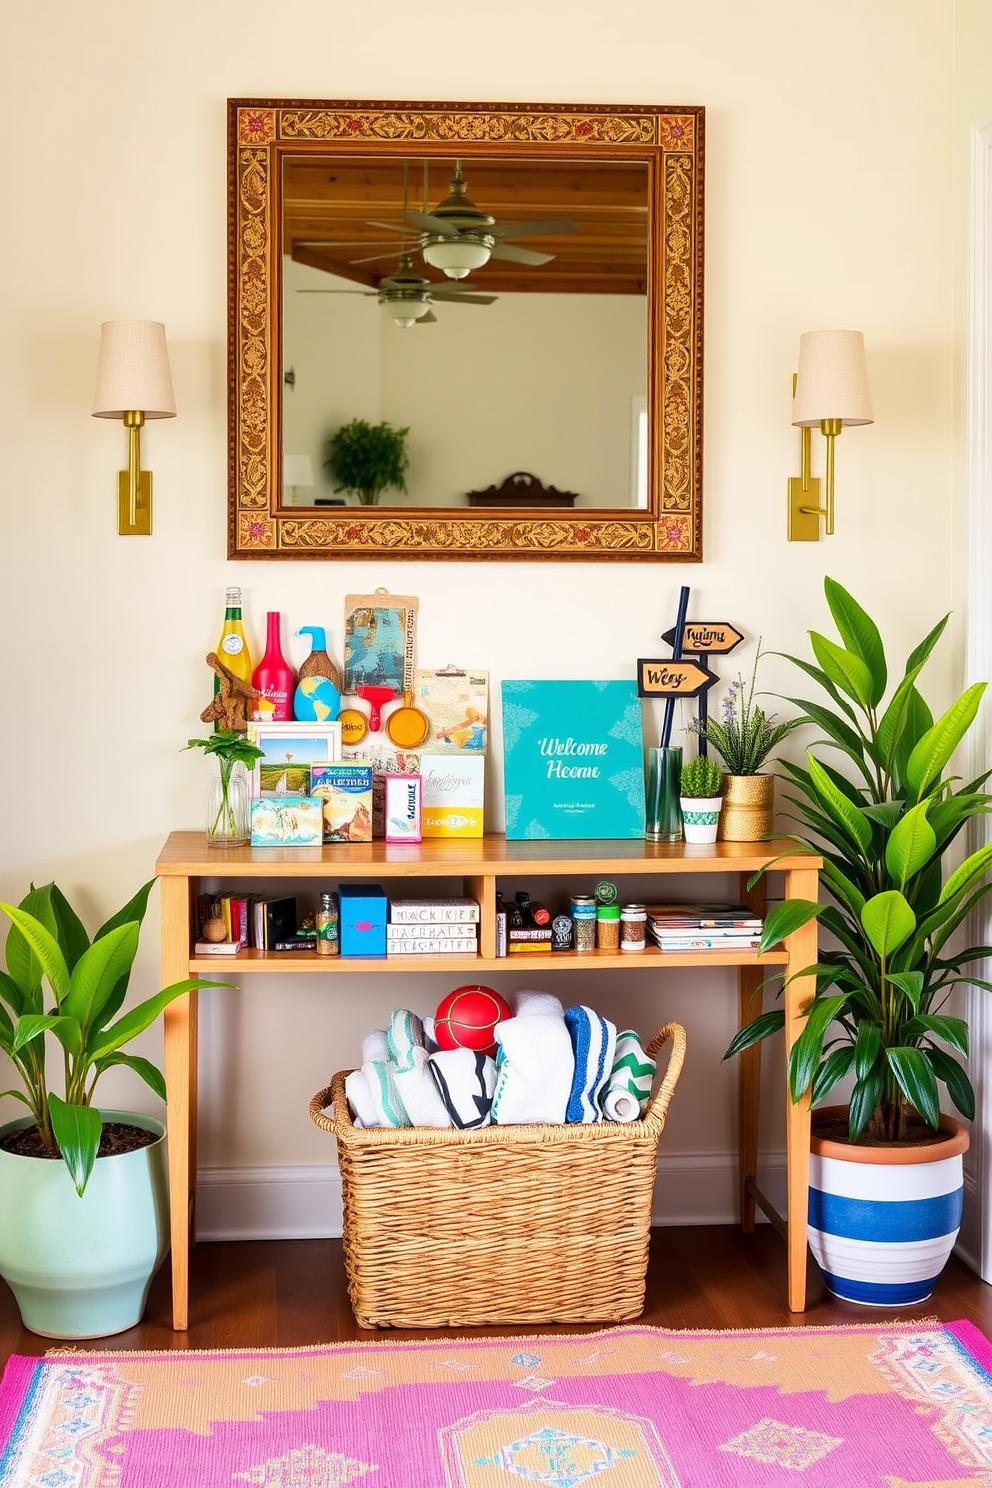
[251,611,296,720]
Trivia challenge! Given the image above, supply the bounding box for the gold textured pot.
[719,773,774,841]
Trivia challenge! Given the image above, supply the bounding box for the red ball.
[434,986,512,1055]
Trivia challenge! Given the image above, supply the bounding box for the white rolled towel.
[491,989,574,1125]
[344,1068,379,1128]
[600,1029,657,1123]
[362,1029,389,1063]
[429,1048,497,1129]
[363,1059,410,1127]
[387,1010,452,1128]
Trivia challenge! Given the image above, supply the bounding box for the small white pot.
[679,795,722,843]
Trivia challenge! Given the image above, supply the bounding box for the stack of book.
[646,903,764,951]
[386,897,480,957]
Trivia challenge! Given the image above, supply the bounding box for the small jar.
[570,895,597,953]
[315,891,340,957]
[596,903,621,951]
[620,902,647,952]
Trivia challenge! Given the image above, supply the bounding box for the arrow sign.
[637,658,719,698]
[660,621,744,655]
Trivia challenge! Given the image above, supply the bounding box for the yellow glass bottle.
[215,586,254,725]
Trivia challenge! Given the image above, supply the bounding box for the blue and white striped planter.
[807,1108,968,1306]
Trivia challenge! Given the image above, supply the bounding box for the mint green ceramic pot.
[0,1110,169,1338]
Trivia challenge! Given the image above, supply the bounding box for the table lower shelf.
[189,947,790,974]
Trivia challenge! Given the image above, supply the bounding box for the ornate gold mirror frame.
[228,99,704,561]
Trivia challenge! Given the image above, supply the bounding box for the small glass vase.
[205,761,249,847]
[645,746,683,842]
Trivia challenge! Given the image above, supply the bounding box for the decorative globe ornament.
[294,674,341,723]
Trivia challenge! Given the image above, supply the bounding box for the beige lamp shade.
[792,329,873,428]
[283,454,315,488]
[92,320,177,419]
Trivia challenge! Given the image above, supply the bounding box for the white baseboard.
[194,1151,788,1242]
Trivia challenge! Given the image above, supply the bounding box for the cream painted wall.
[0,3,979,1200]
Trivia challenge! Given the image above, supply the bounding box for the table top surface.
[156,831,823,878]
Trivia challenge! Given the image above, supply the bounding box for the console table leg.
[784,867,819,1313]
[162,874,194,1332]
[737,870,767,1232]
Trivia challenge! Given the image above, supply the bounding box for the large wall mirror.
[228,100,704,561]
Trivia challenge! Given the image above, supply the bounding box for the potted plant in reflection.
[691,647,807,840]
[727,577,992,1304]
[0,880,224,1337]
[324,418,410,506]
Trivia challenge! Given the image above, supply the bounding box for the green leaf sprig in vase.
[691,647,807,840]
[726,576,992,1144]
[185,730,264,847]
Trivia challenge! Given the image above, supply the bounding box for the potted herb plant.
[0,879,223,1336]
[679,754,724,843]
[727,577,992,1304]
[185,730,264,847]
[324,417,410,506]
[692,648,807,840]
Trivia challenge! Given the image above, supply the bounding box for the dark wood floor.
[4,1226,992,1361]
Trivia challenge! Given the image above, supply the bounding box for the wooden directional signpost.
[637,656,719,698]
[640,610,745,757]
[660,621,744,657]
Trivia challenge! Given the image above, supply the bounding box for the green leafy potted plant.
[679,753,724,843]
[727,577,992,1304]
[0,879,223,1337]
[185,730,264,847]
[324,417,410,506]
[692,648,807,840]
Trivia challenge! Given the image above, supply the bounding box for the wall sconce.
[788,329,873,541]
[92,320,177,536]
[283,453,315,504]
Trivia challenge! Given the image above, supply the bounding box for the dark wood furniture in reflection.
[466,471,579,509]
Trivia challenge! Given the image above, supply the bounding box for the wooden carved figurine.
[200,652,264,731]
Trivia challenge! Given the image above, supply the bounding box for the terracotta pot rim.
[810,1104,969,1164]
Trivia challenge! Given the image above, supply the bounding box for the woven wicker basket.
[310,1021,686,1329]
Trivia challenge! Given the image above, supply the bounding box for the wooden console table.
[156,832,821,1330]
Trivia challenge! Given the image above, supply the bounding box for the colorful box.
[384,774,422,843]
[420,755,485,838]
[250,795,323,848]
[311,762,373,843]
[339,883,387,957]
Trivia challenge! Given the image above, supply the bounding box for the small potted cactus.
[679,754,724,843]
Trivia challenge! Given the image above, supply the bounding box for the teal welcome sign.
[501,680,646,840]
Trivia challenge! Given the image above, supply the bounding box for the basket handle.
[641,1022,687,1129]
[309,1083,338,1136]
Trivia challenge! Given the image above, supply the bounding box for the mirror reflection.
[281,155,649,509]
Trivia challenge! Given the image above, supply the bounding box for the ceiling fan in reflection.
[370,159,579,280]
[295,253,496,328]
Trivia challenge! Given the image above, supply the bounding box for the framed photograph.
[246,721,341,796]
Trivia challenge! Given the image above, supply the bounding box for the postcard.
[250,795,324,848]
[310,762,373,842]
[420,754,485,837]
[413,668,488,754]
[246,721,341,796]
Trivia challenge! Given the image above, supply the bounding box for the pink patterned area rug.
[3,1321,992,1487]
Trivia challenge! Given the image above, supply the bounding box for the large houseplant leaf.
[904,683,986,801]
[824,576,887,707]
[48,1093,103,1197]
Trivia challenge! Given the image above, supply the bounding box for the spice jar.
[316,891,340,956]
[570,894,597,952]
[596,903,621,951]
[620,902,647,952]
